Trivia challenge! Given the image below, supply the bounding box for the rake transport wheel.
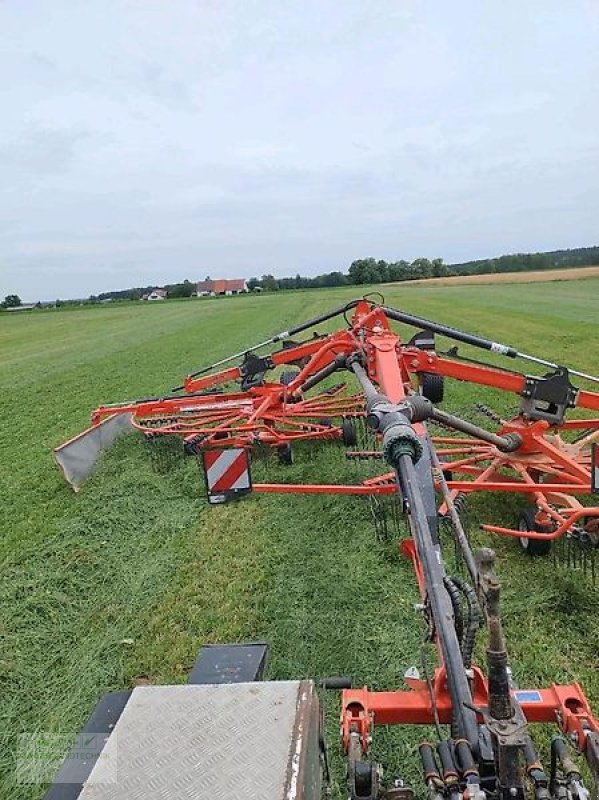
[420,372,444,403]
[518,507,553,556]
[341,416,357,446]
[277,442,294,465]
[280,369,299,386]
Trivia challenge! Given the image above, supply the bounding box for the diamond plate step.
[77,681,320,800]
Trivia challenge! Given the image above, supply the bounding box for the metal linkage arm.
[180,300,361,386]
[406,349,599,414]
[181,335,337,393]
[383,305,518,359]
[350,356,521,452]
[383,304,599,385]
[430,409,522,452]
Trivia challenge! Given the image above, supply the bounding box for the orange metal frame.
[340,535,599,759]
[89,301,599,542]
[341,669,599,754]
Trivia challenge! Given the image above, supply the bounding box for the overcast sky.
[1,1,598,300]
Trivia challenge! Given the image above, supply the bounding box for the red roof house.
[196,279,247,296]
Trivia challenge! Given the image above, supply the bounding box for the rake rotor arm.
[405,348,599,414]
[383,305,599,385]
[181,334,336,393]
[178,300,361,389]
[299,354,348,392]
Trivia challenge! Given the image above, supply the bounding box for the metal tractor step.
[45,680,320,800]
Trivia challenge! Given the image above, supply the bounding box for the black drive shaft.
[350,360,480,750]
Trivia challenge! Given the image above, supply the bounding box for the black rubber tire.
[420,372,444,403]
[518,507,552,556]
[352,761,377,799]
[341,417,357,446]
[280,370,299,386]
[277,442,294,465]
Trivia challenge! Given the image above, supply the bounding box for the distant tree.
[247,277,261,291]
[431,258,448,278]
[448,245,596,276]
[278,277,297,290]
[2,294,21,308]
[377,260,390,282]
[410,258,433,279]
[387,260,410,282]
[181,279,195,297]
[261,274,279,291]
[321,271,349,287]
[165,281,195,298]
[349,258,382,284]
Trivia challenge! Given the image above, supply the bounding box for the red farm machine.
[49,298,599,800]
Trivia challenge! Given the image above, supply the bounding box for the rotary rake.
[55,297,599,561]
[52,297,599,800]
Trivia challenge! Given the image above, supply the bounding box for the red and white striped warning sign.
[202,448,251,502]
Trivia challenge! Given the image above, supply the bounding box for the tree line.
[450,245,599,276]
[3,245,597,309]
[246,245,599,291]
[247,257,449,291]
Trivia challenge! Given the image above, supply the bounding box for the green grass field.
[1,280,598,798]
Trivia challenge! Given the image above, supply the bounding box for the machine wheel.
[341,417,357,446]
[518,507,553,556]
[350,760,379,800]
[420,372,444,403]
[280,370,299,386]
[277,442,294,465]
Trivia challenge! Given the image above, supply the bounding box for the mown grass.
[1,281,598,798]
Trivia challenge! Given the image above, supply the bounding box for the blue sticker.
[514,690,542,703]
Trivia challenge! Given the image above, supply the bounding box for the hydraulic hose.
[450,575,480,670]
[443,577,464,645]
[428,435,478,584]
